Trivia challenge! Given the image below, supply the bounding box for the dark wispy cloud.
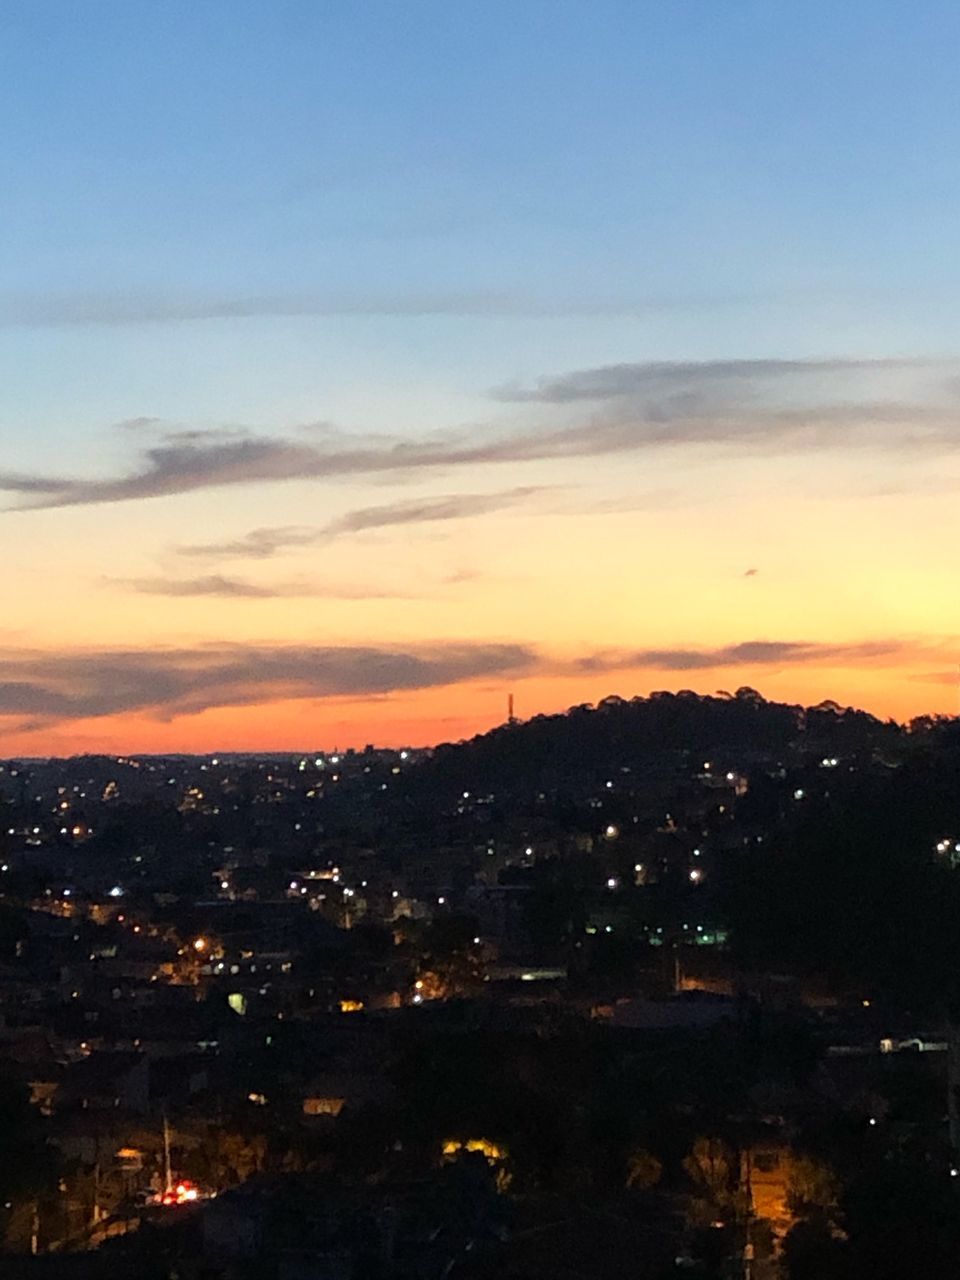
[494,357,919,403]
[0,417,794,510]
[324,487,546,536]
[179,487,547,560]
[0,472,75,495]
[0,641,537,727]
[2,434,543,510]
[2,357,953,512]
[114,574,413,600]
[0,291,537,327]
[120,574,287,599]
[179,526,318,561]
[493,357,957,454]
[580,639,916,673]
[0,289,751,328]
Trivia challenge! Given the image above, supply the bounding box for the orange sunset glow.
[4,413,960,756]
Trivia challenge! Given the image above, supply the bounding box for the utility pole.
[163,1114,172,1197]
[740,1149,754,1280]
[949,1024,960,1159]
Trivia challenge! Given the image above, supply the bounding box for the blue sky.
[2,1,958,451]
[5,2,960,311]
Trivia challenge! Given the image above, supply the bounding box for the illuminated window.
[303,1097,346,1116]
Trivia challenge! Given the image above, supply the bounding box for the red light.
[156,1178,201,1206]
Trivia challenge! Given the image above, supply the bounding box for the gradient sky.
[3,0,960,754]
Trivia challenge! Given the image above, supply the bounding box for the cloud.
[119,575,289,599]
[495,357,922,404]
[0,436,335,508]
[179,526,318,561]
[3,357,953,513]
[0,421,738,510]
[491,357,956,457]
[0,641,537,727]
[0,289,754,329]
[0,472,76,495]
[2,434,513,510]
[580,639,915,673]
[0,291,539,327]
[324,487,546,537]
[178,487,547,559]
[114,574,414,600]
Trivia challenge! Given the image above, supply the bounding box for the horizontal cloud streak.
[582,639,917,672]
[325,486,546,536]
[495,357,919,403]
[114,575,413,600]
[180,526,318,561]
[180,487,548,560]
[0,290,753,328]
[121,574,292,599]
[0,641,538,727]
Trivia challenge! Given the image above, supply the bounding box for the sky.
[2,0,960,755]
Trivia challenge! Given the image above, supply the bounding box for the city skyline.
[4,1,960,754]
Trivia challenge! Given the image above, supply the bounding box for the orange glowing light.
[156,1179,203,1206]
